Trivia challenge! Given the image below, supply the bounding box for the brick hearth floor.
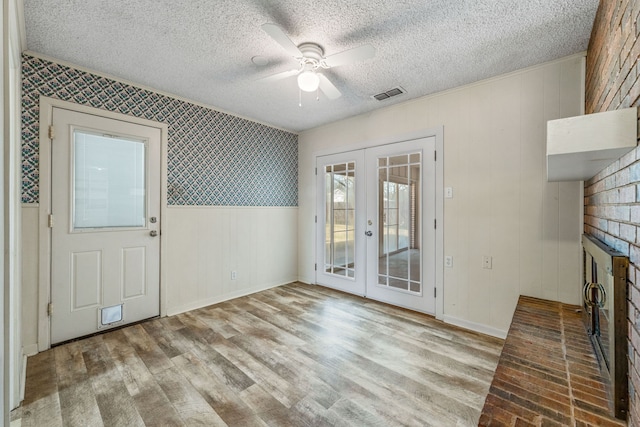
[479,296,626,426]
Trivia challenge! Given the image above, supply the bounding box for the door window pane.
[389,155,408,166]
[324,162,356,278]
[377,152,421,294]
[73,130,146,229]
[399,183,410,249]
[333,231,348,276]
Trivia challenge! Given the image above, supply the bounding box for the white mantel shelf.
[546,107,638,182]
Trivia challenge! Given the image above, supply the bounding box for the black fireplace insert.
[582,234,628,420]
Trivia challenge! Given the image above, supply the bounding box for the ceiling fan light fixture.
[297,70,320,92]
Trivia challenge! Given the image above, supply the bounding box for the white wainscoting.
[21,205,39,354]
[298,54,585,337]
[163,206,298,315]
[20,205,298,351]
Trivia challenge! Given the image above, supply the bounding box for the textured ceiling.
[22,0,599,133]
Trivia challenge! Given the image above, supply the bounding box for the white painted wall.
[7,0,25,414]
[298,54,584,336]
[20,205,298,350]
[163,206,298,315]
[0,3,6,421]
[8,16,23,413]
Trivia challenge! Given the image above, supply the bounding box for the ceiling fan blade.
[318,74,342,100]
[323,44,376,68]
[261,23,302,57]
[258,68,299,83]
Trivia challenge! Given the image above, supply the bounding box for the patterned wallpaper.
[22,54,298,206]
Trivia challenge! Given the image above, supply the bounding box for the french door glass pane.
[324,162,356,278]
[377,152,421,293]
[73,130,146,229]
[399,183,410,249]
[378,166,388,277]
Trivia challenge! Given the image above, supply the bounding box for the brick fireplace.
[479,296,625,426]
[584,1,640,425]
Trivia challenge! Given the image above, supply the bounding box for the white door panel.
[122,246,147,299]
[51,107,161,344]
[70,250,102,310]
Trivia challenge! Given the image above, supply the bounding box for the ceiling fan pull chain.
[316,87,319,101]
[299,88,302,107]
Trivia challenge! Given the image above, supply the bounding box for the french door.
[316,151,367,295]
[316,137,436,314]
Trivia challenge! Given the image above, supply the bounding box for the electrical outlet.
[445,256,453,268]
[482,256,492,269]
[231,271,237,280]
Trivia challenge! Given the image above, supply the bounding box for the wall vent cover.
[373,87,405,101]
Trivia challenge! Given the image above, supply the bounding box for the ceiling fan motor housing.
[298,43,324,59]
[298,43,324,68]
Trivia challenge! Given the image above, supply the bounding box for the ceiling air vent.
[373,87,405,101]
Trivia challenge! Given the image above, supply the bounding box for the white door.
[50,107,161,344]
[365,138,436,313]
[316,137,436,314]
[316,150,366,295]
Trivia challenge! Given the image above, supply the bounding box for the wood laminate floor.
[12,282,504,427]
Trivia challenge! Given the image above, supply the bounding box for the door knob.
[150,230,158,237]
[365,231,373,236]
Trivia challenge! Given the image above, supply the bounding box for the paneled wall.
[163,206,298,315]
[584,1,640,425]
[299,55,584,337]
[20,54,299,352]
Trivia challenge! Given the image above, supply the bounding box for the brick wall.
[585,1,640,425]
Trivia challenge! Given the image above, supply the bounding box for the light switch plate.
[445,187,453,198]
[445,256,453,268]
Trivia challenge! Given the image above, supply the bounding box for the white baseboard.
[442,315,507,339]
[166,279,294,316]
[22,344,38,357]
[297,276,314,285]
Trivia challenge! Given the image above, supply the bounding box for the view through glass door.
[316,137,436,314]
[315,150,366,295]
[365,138,435,313]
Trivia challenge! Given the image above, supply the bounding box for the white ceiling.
[22,0,599,133]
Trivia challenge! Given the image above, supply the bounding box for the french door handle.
[150,230,158,237]
[365,231,373,237]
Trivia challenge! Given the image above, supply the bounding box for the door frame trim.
[312,126,444,320]
[37,96,168,351]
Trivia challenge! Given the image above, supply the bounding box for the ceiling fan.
[260,23,376,101]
